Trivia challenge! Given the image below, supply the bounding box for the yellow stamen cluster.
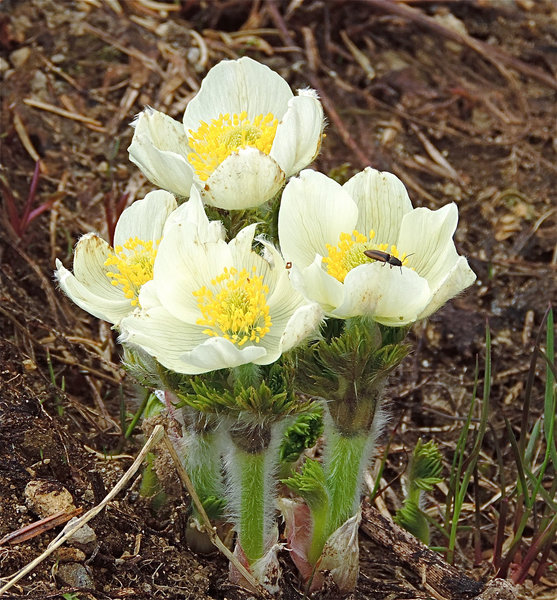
[323,229,408,282]
[104,237,158,306]
[187,111,278,181]
[193,266,272,346]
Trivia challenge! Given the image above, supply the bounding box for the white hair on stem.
[223,418,291,554]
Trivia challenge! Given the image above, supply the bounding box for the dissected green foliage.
[279,408,324,463]
[394,439,443,544]
[175,359,315,422]
[282,458,328,513]
[295,317,410,405]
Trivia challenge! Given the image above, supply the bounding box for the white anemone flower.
[119,223,323,374]
[278,168,476,326]
[128,56,324,210]
[55,188,223,325]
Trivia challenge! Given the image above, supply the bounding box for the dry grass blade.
[12,113,43,168]
[266,0,379,169]
[23,98,103,127]
[80,22,164,76]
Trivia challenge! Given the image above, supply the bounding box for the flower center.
[187,111,279,181]
[104,237,158,306]
[193,266,272,346]
[323,229,408,282]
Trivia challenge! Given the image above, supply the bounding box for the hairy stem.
[227,421,285,564]
[323,421,371,534]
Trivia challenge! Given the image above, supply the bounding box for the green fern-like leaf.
[394,499,430,544]
[201,495,227,520]
[395,440,443,544]
[282,458,328,513]
[279,408,324,463]
[295,317,411,405]
[410,439,443,493]
[176,362,315,423]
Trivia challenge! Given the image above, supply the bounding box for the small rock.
[54,547,86,563]
[55,563,94,588]
[81,487,95,503]
[66,517,97,553]
[9,47,31,68]
[24,480,76,518]
[30,70,48,95]
[0,57,9,72]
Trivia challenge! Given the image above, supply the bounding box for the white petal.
[255,238,287,293]
[183,337,267,371]
[131,108,189,153]
[128,108,193,197]
[203,148,285,209]
[229,222,258,259]
[278,170,358,268]
[183,57,293,132]
[332,263,432,325]
[55,258,131,324]
[294,258,345,314]
[119,306,210,374]
[418,256,476,319]
[154,225,231,322]
[114,190,176,247]
[162,186,225,242]
[270,90,324,176]
[278,302,323,353]
[72,233,122,299]
[264,268,309,335]
[343,167,413,244]
[137,279,159,310]
[207,220,227,243]
[398,203,459,285]
[129,139,194,198]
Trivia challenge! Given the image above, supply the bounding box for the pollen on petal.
[104,237,158,306]
[193,266,272,346]
[187,111,278,181]
[322,230,412,282]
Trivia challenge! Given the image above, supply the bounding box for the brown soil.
[1,1,556,599]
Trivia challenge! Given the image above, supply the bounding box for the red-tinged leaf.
[0,507,83,545]
[20,160,41,229]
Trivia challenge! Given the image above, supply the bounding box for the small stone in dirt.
[9,47,31,68]
[24,480,76,518]
[55,562,94,588]
[54,547,87,563]
[65,517,97,553]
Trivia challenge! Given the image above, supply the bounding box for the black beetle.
[364,249,412,274]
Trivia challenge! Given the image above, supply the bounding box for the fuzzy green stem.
[324,425,370,534]
[185,429,225,520]
[307,490,333,566]
[236,448,266,562]
[227,421,284,565]
[321,374,385,538]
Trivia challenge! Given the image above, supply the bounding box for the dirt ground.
[1,1,556,599]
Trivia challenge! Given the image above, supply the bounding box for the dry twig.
[361,504,518,600]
